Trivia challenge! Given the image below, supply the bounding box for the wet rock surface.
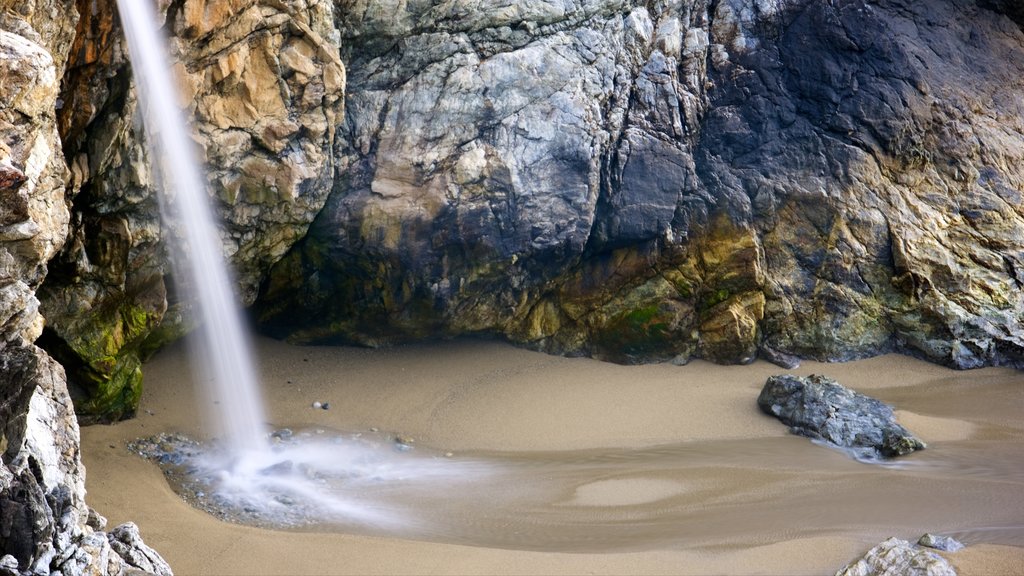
[129,432,292,527]
[757,374,925,460]
[835,536,957,576]
[128,428,430,530]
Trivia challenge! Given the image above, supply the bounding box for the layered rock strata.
[39,0,345,421]
[257,0,1024,370]
[0,4,168,573]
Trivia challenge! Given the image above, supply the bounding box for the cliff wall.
[38,0,345,422]
[0,2,168,573]
[257,0,1024,370]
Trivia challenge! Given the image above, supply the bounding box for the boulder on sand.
[835,536,957,576]
[758,374,925,460]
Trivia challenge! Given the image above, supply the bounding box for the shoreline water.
[81,336,1024,575]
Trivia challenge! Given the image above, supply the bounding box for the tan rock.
[39,0,346,424]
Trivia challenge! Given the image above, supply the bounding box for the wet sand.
[81,336,1024,575]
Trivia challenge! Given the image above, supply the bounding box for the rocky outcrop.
[836,537,957,576]
[757,374,925,459]
[0,346,171,575]
[1,4,168,572]
[38,0,345,422]
[257,0,1024,370]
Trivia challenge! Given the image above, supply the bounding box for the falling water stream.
[116,0,267,456]
[115,0,1024,557]
[115,0,488,529]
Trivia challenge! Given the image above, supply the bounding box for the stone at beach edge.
[918,533,965,553]
[757,374,925,459]
[835,537,957,576]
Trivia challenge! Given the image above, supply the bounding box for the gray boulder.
[757,374,925,459]
[836,537,956,576]
[918,533,965,553]
[108,522,173,576]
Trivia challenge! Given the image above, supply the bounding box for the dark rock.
[271,428,293,441]
[836,537,956,576]
[918,533,965,553]
[259,460,294,476]
[980,0,1024,28]
[757,374,925,459]
[759,345,801,369]
[86,507,107,531]
[0,158,26,192]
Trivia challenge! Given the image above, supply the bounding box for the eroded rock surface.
[1,6,169,573]
[835,537,957,576]
[0,345,172,575]
[257,0,1024,370]
[39,0,345,421]
[758,374,925,459]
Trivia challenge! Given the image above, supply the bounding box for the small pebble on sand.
[312,401,322,409]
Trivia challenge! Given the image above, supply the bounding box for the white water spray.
[116,0,267,456]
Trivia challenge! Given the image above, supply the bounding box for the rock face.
[0,346,171,575]
[257,0,1024,370]
[38,0,345,422]
[0,4,169,573]
[835,537,957,576]
[758,374,925,459]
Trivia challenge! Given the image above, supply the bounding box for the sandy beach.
[80,336,1024,575]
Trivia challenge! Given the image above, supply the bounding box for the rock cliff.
[257,0,1024,370]
[0,2,168,573]
[38,0,345,422]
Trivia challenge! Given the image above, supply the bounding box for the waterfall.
[114,0,479,529]
[116,0,267,457]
